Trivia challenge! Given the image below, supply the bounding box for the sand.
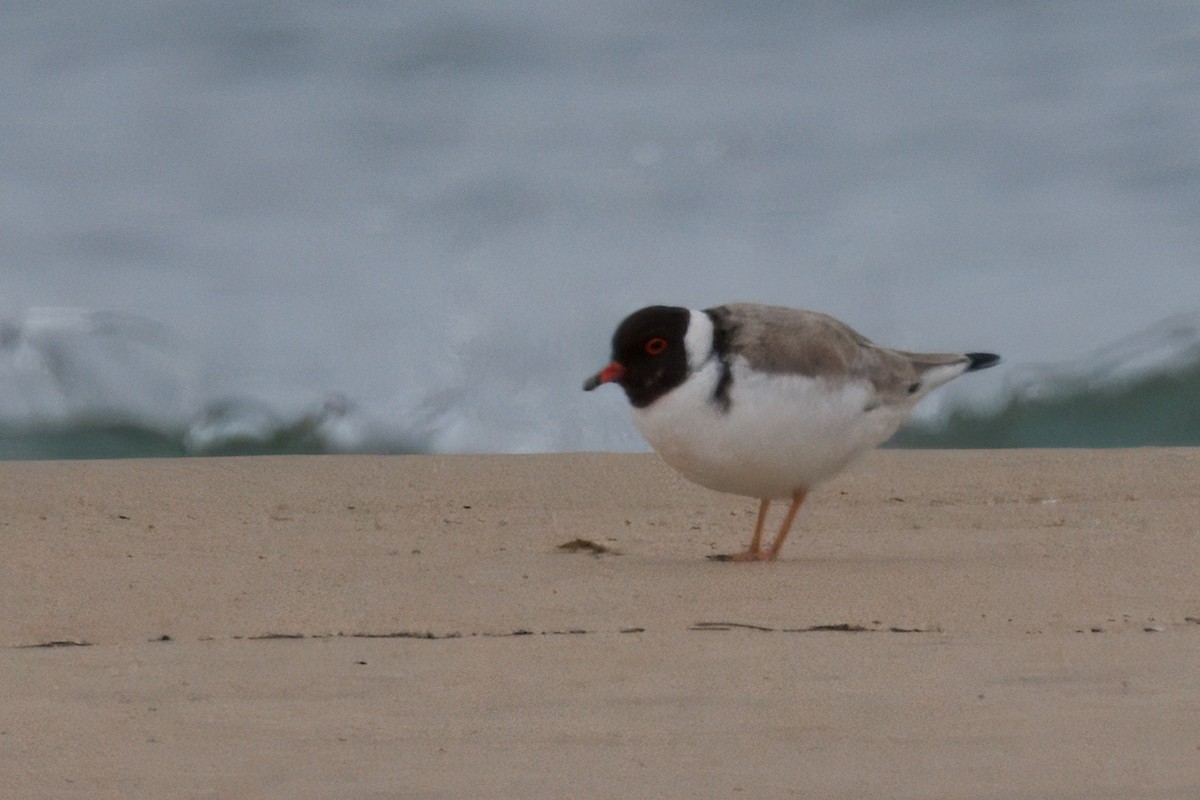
[3,450,1199,798]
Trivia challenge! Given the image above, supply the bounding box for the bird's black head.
[583,305,692,408]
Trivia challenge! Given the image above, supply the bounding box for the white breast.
[632,356,914,499]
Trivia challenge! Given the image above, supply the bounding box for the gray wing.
[709,303,974,404]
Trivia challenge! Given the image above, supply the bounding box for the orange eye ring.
[644,337,668,355]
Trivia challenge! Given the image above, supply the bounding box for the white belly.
[632,358,912,499]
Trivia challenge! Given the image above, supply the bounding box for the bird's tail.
[964,352,1001,372]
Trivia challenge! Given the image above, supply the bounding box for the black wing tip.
[964,352,1001,372]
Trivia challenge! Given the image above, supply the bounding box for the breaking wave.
[894,313,1200,448]
[1,308,1198,459]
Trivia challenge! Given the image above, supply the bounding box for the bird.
[583,303,999,562]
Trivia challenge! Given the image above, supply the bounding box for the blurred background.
[2,2,1199,458]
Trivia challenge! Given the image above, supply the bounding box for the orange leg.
[711,489,808,562]
[764,488,808,561]
[744,498,773,559]
[710,498,771,562]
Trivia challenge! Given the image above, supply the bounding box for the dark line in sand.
[691,621,776,631]
[693,621,942,634]
[43,619,1200,648]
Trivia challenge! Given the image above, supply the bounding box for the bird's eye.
[644,337,668,355]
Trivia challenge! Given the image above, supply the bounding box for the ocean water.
[3,2,1199,459]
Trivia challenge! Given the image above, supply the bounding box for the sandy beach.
[3,450,1199,798]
